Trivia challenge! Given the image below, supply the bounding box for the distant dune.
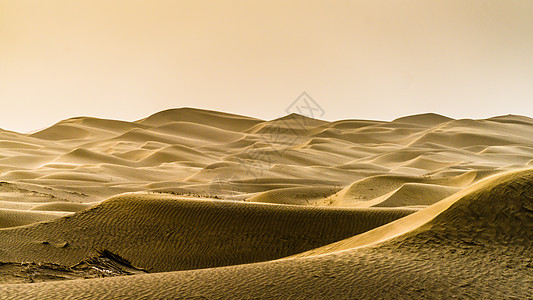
[0,109,531,298]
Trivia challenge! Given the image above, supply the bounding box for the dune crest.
[293,168,533,257]
[1,109,531,202]
[1,168,531,298]
[0,193,413,272]
[0,109,532,297]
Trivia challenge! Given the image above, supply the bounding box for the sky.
[1,0,533,133]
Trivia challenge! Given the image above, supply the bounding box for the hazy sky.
[1,0,533,132]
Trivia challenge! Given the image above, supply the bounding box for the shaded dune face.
[292,169,533,258]
[0,194,412,272]
[404,170,533,247]
[0,209,71,229]
[0,169,530,299]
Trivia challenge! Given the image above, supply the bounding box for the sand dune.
[29,202,93,212]
[393,112,454,126]
[0,109,532,297]
[355,183,460,208]
[151,122,245,143]
[2,109,528,203]
[245,186,340,205]
[0,209,71,229]
[294,169,532,257]
[329,172,474,207]
[138,108,262,132]
[0,193,412,272]
[1,169,530,299]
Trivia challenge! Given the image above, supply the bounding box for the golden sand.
[0,109,531,298]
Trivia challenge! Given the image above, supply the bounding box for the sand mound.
[0,109,532,297]
[370,183,460,208]
[54,148,133,166]
[29,202,93,212]
[330,173,473,206]
[65,116,150,133]
[138,108,262,131]
[0,108,530,203]
[151,122,244,143]
[2,169,530,299]
[295,168,533,257]
[0,209,70,228]
[393,113,454,126]
[0,193,412,272]
[245,186,340,205]
[409,131,529,148]
[488,114,533,125]
[138,145,216,166]
[404,169,533,245]
[29,124,92,141]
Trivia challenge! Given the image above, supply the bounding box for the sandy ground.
[0,108,531,298]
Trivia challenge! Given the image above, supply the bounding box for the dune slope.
[0,193,412,272]
[0,109,532,298]
[1,169,530,299]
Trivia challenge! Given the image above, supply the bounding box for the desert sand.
[0,108,531,298]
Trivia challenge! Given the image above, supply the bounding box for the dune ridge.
[0,168,530,299]
[0,109,532,298]
[0,193,412,272]
[0,110,531,205]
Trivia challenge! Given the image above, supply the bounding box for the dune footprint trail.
[0,109,532,298]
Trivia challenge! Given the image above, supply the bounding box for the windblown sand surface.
[0,108,531,298]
